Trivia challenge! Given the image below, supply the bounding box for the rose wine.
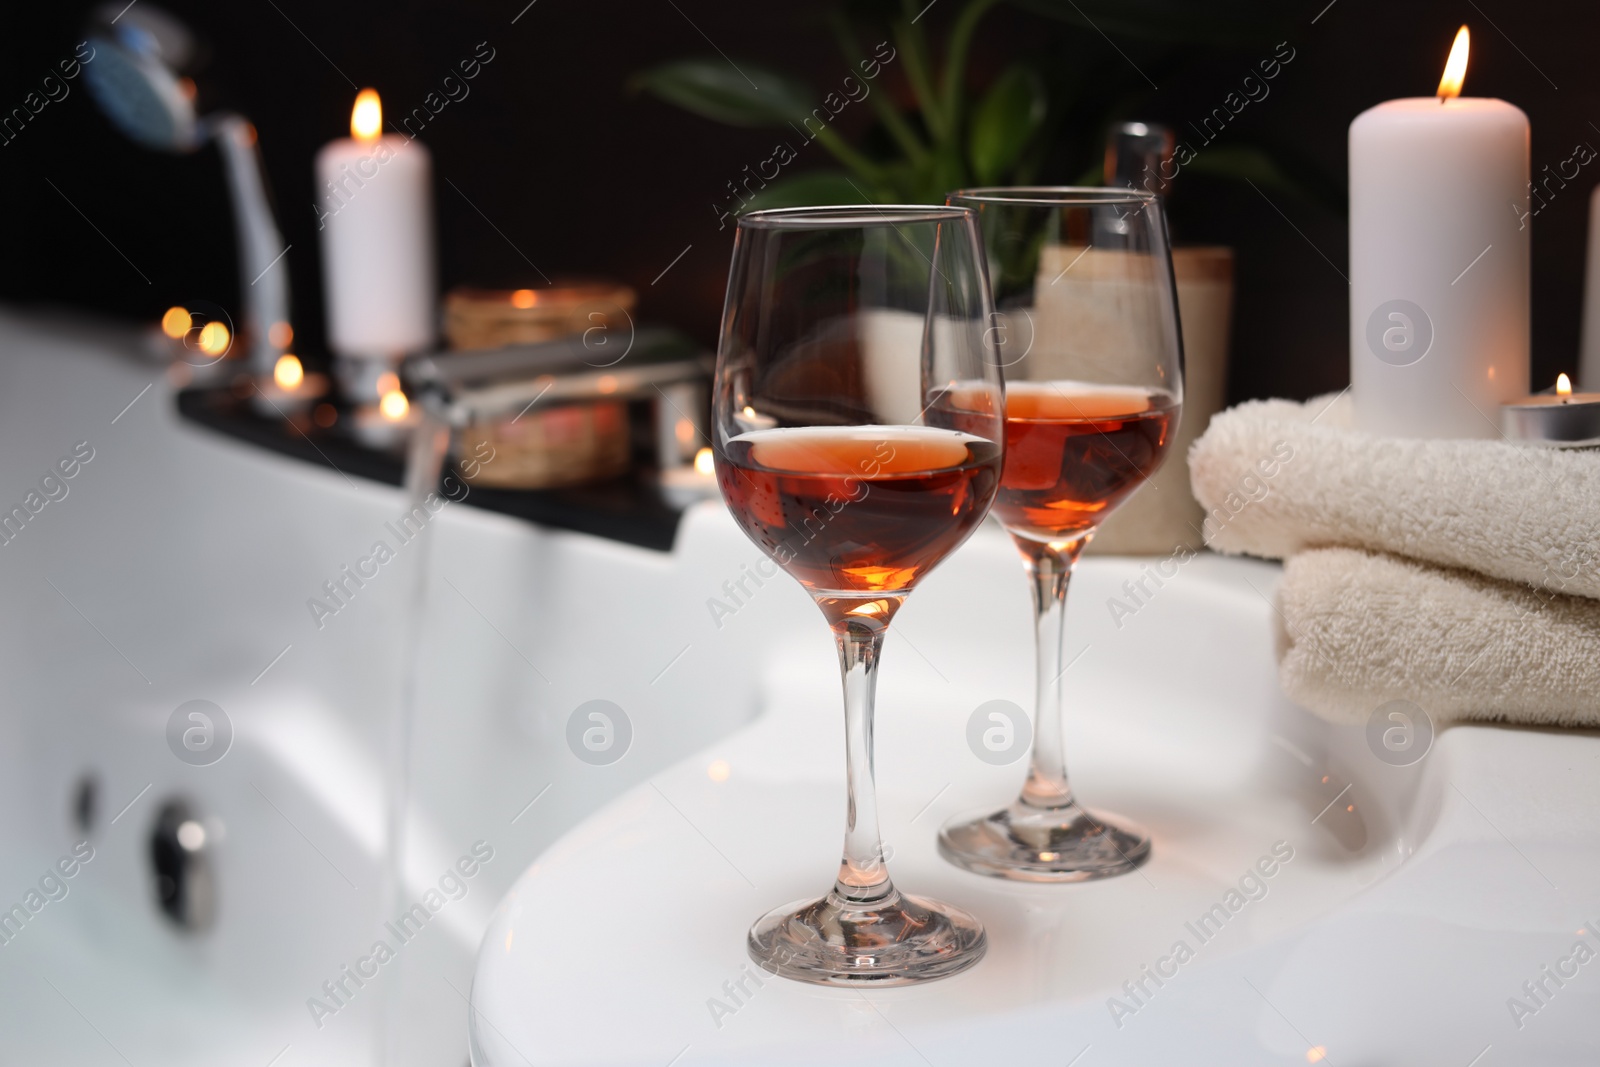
[717,425,1000,596]
[989,382,1177,543]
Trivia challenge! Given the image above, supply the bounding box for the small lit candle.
[1502,373,1600,446]
[658,446,720,508]
[274,353,305,391]
[379,388,410,421]
[349,380,419,448]
[1350,26,1530,439]
[252,352,328,414]
[161,306,191,340]
[316,89,436,360]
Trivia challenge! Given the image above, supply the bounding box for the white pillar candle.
[1349,27,1529,438]
[1580,185,1600,390]
[316,89,436,359]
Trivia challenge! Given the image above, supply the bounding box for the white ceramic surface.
[0,312,756,1065]
[469,482,1600,1062]
[0,312,1594,1067]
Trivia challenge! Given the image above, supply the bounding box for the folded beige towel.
[1277,548,1600,728]
[1189,393,1600,599]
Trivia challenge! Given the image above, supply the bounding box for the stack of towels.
[1188,392,1600,728]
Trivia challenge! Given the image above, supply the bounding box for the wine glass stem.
[831,615,894,905]
[1021,542,1086,811]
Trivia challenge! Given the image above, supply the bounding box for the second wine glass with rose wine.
[938,187,1184,882]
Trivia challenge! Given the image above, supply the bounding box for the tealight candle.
[659,447,720,508]
[252,353,329,415]
[350,383,420,449]
[1349,26,1530,439]
[1502,374,1600,447]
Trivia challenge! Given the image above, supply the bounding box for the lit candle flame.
[1557,373,1573,397]
[379,389,410,421]
[160,306,191,340]
[196,321,230,356]
[694,447,715,475]
[1437,25,1469,99]
[351,88,383,142]
[274,354,304,390]
[511,289,537,309]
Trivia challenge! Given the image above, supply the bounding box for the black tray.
[175,387,688,552]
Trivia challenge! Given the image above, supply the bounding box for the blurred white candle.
[1349,27,1529,438]
[316,89,436,358]
[1580,186,1600,390]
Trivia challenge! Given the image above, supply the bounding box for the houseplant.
[630,0,1310,211]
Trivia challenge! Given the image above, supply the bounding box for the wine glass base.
[747,887,986,986]
[938,802,1151,882]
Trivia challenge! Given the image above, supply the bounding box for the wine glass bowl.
[937,188,1184,882]
[987,383,1178,546]
[716,426,999,602]
[713,205,1003,984]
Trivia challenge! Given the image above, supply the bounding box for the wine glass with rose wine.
[713,205,1004,984]
[937,188,1183,881]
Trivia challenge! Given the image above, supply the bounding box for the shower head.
[80,3,293,390]
[82,3,201,151]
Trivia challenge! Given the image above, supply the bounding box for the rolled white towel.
[1189,392,1600,599]
[1276,548,1600,727]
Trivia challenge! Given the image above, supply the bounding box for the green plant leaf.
[928,146,971,202]
[1183,143,1300,196]
[630,59,815,127]
[968,65,1046,185]
[741,170,882,212]
[1005,0,1289,45]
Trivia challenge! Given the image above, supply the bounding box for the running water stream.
[376,415,452,1066]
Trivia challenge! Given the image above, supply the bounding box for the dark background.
[1,0,1595,404]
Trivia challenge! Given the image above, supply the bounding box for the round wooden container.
[443,282,636,351]
[460,401,631,490]
[443,281,637,490]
